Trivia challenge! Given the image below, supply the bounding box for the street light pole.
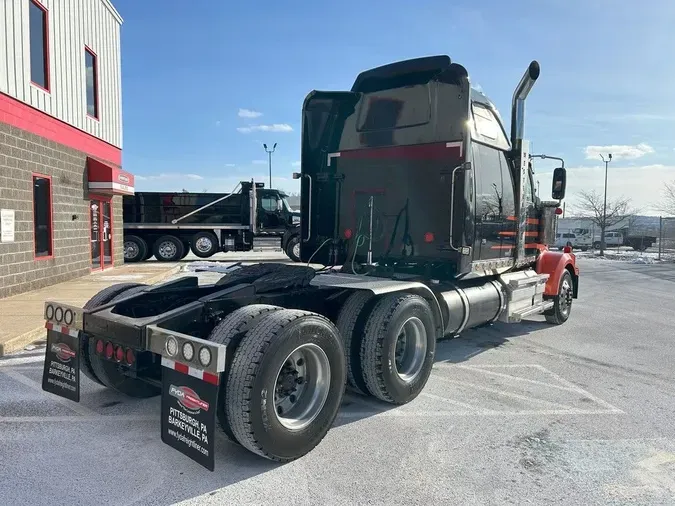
[263,143,277,188]
[599,153,612,256]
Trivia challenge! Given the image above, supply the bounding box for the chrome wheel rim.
[292,242,300,259]
[195,237,213,253]
[124,241,139,260]
[273,343,331,431]
[559,278,573,316]
[158,241,177,259]
[394,317,427,383]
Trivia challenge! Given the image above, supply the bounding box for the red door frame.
[89,194,114,271]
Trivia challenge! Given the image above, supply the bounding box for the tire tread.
[225,309,336,462]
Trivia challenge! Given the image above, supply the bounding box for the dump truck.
[122,182,302,262]
[40,55,579,471]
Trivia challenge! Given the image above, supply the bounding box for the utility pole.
[599,153,612,256]
[263,143,277,188]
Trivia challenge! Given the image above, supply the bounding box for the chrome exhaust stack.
[510,61,540,152]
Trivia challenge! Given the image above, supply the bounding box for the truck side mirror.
[277,199,283,211]
[551,167,566,200]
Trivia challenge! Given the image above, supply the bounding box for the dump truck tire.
[544,270,573,325]
[225,309,346,462]
[190,231,219,258]
[80,283,148,386]
[336,291,376,395]
[153,235,185,262]
[123,235,147,263]
[285,235,301,262]
[360,293,436,405]
[207,304,284,442]
[86,285,161,398]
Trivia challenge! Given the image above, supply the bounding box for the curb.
[0,265,182,357]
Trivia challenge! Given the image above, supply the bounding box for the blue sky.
[114,0,675,214]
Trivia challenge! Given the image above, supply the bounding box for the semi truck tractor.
[40,55,579,470]
[122,182,302,262]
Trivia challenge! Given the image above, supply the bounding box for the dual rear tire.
[210,305,346,462]
[337,292,437,405]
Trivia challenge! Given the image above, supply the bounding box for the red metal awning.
[87,157,135,195]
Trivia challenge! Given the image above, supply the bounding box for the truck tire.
[190,231,219,258]
[80,283,148,386]
[180,240,190,260]
[593,241,601,249]
[225,309,346,462]
[544,270,573,325]
[207,304,284,442]
[336,291,375,395]
[285,235,301,262]
[360,293,436,405]
[86,285,160,398]
[123,235,147,263]
[152,235,185,262]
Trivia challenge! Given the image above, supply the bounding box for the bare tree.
[572,190,634,255]
[658,180,675,216]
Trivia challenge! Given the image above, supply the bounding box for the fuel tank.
[434,277,505,336]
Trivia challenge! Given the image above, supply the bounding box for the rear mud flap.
[41,328,81,402]
[160,357,221,472]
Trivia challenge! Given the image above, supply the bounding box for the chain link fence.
[657,217,675,261]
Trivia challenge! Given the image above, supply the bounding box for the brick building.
[0,0,133,299]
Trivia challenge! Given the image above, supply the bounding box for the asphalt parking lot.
[1,256,675,506]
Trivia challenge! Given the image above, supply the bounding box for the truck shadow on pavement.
[332,318,552,428]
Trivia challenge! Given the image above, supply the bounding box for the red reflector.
[424,232,434,243]
[115,346,124,362]
[95,340,104,355]
[344,228,353,239]
[105,342,114,359]
[563,246,572,253]
[126,348,135,365]
[555,207,563,215]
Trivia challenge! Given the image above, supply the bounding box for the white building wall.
[0,0,123,148]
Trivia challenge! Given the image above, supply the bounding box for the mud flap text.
[41,330,80,402]
[161,366,218,471]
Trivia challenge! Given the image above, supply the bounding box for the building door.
[90,197,113,270]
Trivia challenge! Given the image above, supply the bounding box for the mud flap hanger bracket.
[146,325,227,375]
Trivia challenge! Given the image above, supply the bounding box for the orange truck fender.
[535,249,580,298]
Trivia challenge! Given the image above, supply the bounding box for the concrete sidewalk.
[0,263,181,356]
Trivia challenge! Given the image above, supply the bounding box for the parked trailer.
[122,182,302,262]
[41,56,579,470]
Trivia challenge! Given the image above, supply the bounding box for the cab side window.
[261,197,278,212]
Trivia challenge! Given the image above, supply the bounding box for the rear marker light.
[344,228,353,239]
[424,232,435,243]
[64,309,74,326]
[115,346,124,362]
[55,307,64,322]
[182,342,195,362]
[198,347,212,367]
[95,340,104,355]
[126,349,135,365]
[45,305,54,320]
[105,342,114,359]
[166,336,178,357]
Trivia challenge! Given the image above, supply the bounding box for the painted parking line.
[0,415,157,423]
[0,369,97,417]
[337,363,624,419]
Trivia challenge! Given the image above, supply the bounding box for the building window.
[33,174,53,259]
[29,0,49,91]
[85,47,99,118]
